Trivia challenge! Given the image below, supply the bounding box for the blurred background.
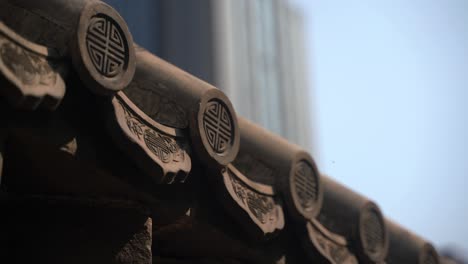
[104,0,468,259]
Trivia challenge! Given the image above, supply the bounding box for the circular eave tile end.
[72,2,136,96]
[194,89,240,167]
[289,158,322,220]
[359,203,388,262]
[420,244,439,264]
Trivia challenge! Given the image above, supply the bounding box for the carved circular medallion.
[292,160,319,215]
[202,99,234,154]
[361,208,386,257]
[192,90,239,167]
[72,2,135,95]
[422,248,439,264]
[86,14,128,78]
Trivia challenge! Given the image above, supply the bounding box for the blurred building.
[104,0,314,151]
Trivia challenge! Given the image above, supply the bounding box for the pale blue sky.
[295,0,468,250]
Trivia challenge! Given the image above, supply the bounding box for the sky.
[293,0,468,250]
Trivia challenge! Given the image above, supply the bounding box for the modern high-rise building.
[105,0,314,152]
